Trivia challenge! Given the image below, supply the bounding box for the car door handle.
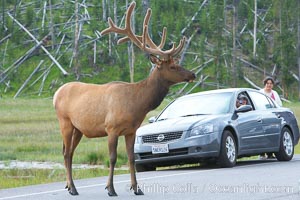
[257,117,262,123]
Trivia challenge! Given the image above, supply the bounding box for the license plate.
[152,144,169,154]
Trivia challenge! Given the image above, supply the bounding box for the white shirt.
[259,89,282,106]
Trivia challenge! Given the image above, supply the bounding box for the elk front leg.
[105,135,119,196]
[125,134,144,195]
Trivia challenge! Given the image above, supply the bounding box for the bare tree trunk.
[49,0,55,50]
[127,0,135,83]
[232,0,239,87]
[14,60,44,99]
[94,41,97,64]
[243,76,260,89]
[42,1,47,31]
[2,39,9,68]
[298,0,300,101]
[7,12,67,75]
[253,0,257,58]
[107,0,112,57]
[113,0,118,41]
[0,34,11,45]
[73,0,80,79]
[279,1,283,61]
[223,0,227,27]
[181,0,208,35]
[142,0,150,17]
[102,0,107,21]
[179,31,196,65]
[113,0,117,26]
[128,42,135,83]
[2,0,5,31]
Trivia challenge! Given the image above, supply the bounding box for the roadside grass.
[284,101,300,154]
[0,168,128,189]
[0,98,130,189]
[0,98,299,189]
[0,98,168,189]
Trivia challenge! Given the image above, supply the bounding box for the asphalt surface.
[1,155,300,200]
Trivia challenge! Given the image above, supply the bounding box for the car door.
[248,91,281,148]
[260,110,281,148]
[232,92,265,152]
[236,108,265,152]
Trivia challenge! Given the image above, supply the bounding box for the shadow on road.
[156,156,295,172]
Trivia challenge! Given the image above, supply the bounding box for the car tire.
[218,130,237,168]
[275,127,294,161]
[135,164,156,172]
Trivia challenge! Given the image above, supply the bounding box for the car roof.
[179,88,259,99]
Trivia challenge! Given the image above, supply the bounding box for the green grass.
[283,101,300,154]
[0,98,169,189]
[0,168,128,189]
[0,98,127,165]
[0,98,299,189]
[0,98,131,188]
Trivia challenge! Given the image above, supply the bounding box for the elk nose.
[191,73,196,79]
[188,73,196,83]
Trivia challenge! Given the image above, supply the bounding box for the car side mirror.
[148,116,156,123]
[232,105,253,120]
[235,105,253,113]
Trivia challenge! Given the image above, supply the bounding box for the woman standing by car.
[259,76,282,106]
[259,76,282,159]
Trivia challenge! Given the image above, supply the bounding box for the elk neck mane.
[136,66,170,112]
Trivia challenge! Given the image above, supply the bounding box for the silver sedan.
[134,88,299,172]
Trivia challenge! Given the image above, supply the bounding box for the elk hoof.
[69,189,79,196]
[130,186,144,195]
[65,184,79,195]
[134,188,144,195]
[105,186,118,196]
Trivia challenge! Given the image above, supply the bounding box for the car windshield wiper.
[157,118,167,121]
[180,114,207,117]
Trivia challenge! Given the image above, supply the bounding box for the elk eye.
[170,66,177,70]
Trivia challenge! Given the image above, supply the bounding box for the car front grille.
[142,131,183,144]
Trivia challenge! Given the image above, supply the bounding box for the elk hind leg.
[61,121,82,195]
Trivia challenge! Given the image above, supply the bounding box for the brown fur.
[53,57,195,196]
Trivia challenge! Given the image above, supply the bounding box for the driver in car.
[236,94,249,108]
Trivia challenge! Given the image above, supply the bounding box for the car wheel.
[275,127,294,161]
[218,130,237,168]
[135,164,156,172]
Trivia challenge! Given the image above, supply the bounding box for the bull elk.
[53,1,195,197]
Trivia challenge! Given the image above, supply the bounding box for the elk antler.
[100,1,186,60]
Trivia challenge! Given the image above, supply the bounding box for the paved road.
[1,156,300,200]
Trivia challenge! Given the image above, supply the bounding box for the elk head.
[149,55,195,85]
[101,1,196,84]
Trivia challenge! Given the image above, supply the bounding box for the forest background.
[0,0,300,100]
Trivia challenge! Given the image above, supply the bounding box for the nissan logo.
[157,134,165,142]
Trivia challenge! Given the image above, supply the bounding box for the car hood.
[137,115,215,136]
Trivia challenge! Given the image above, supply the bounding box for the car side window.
[236,92,251,108]
[248,91,275,110]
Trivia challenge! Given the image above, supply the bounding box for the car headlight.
[189,123,214,137]
[135,136,142,144]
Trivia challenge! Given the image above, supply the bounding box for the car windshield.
[157,92,232,121]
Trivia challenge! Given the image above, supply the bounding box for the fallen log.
[14,60,44,98]
[0,35,48,83]
[7,12,68,75]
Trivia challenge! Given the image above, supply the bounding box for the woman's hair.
[263,76,275,85]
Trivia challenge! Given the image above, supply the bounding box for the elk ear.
[150,55,162,67]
